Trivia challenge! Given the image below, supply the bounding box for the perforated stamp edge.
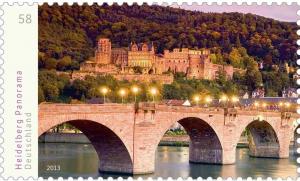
[0,1,299,180]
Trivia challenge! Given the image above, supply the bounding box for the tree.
[57,56,72,71]
[210,54,217,64]
[244,58,263,92]
[163,83,181,99]
[38,87,45,103]
[229,48,242,68]
[38,70,70,102]
[222,36,232,53]
[43,83,60,101]
[236,34,241,47]
[43,58,57,70]
[215,69,227,85]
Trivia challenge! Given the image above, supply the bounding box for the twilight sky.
[167,3,299,22]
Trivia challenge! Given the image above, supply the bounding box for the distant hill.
[38,3,298,68]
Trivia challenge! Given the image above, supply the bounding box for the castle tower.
[141,43,148,51]
[201,53,213,79]
[95,38,112,64]
[188,54,202,79]
[187,49,212,79]
[130,42,138,51]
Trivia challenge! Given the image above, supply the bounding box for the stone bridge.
[38,103,298,175]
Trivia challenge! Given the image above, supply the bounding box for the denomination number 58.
[18,14,32,24]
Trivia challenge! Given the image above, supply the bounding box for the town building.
[282,88,298,98]
[251,87,265,98]
[79,38,240,82]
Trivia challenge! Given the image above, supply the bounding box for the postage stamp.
[1,1,300,179]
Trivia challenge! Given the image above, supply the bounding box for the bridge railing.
[39,102,297,118]
[39,102,136,114]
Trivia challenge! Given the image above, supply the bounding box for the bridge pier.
[221,147,236,164]
[177,117,224,164]
[189,143,223,164]
[277,125,292,158]
[96,142,134,174]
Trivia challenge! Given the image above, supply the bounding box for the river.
[39,143,298,179]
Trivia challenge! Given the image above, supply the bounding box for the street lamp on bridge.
[220,94,229,108]
[205,96,212,107]
[100,87,109,104]
[279,101,291,112]
[119,88,127,104]
[279,102,284,108]
[149,87,158,102]
[262,102,267,109]
[193,95,200,106]
[285,102,291,112]
[254,101,259,110]
[231,96,239,108]
[131,85,140,103]
[220,95,228,102]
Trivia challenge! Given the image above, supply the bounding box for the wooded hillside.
[38,3,298,68]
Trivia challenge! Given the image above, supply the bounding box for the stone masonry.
[39,103,298,175]
[79,38,243,82]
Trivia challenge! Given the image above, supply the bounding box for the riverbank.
[39,133,250,148]
[160,135,249,148]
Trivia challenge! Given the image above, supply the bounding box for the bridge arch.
[154,116,223,164]
[235,120,280,158]
[39,105,135,174]
[39,119,133,174]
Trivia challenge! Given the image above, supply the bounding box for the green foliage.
[39,4,297,70]
[38,68,293,103]
[165,129,187,135]
[57,56,72,71]
[38,86,45,103]
[162,72,237,100]
[38,4,297,99]
[230,56,264,93]
[38,70,70,103]
[61,74,165,103]
[42,58,57,70]
[229,48,243,68]
[262,69,293,97]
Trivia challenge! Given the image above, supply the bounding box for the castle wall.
[82,38,239,82]
[210,64,235,79]
[211,64,221,79]
[114,74,173,84]
[163,49,189,73]
[80,63,119,74]
[128,51,155,68]
[112,48,128,66]
[224,65,234,79]
[71,72,173,84]
[153,56,166,74]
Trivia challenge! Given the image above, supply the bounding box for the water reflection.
[39,143,298,179]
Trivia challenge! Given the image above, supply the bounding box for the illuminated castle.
[80,38,237,80]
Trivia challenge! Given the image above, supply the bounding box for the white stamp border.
[0,1,299,180]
